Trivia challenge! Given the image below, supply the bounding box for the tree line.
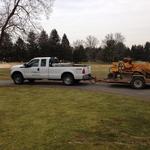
[0,29,150,63]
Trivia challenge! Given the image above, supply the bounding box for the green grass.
[0,68,10,80]
[91,64,110,79]
[0,87,150,150]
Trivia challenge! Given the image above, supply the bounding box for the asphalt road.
[0,80,150,100]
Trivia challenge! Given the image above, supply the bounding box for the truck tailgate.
[84,65,91,74]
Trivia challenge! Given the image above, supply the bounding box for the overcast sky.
[41,0,150,47]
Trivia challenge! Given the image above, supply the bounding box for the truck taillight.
[82,68,85,74]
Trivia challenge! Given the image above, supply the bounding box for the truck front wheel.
[131,77,145,89]
[12,73,24,85]
[62,74,74,85]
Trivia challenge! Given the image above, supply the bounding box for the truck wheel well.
[11,71,24,79]
[61,72,74,79]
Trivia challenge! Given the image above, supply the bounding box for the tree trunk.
[0,0,21,48]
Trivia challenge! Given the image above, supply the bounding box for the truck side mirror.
[24,63,30,68]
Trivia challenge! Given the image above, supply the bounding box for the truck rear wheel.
[131,77,145,89]
[12,73,24,85]
[62,74,74,85]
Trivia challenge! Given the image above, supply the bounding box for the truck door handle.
[37,68,40,71]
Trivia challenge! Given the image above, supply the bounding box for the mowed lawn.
[0,87,150,150]
[91,64,110,79]
[0,63,110,80]
[0,62,19,80]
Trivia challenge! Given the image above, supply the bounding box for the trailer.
[93,58,150,89]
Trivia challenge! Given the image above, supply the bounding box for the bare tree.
[102,33,114,46]
[114,33,125,44]
[85,35,99,48]
[73,40,84,48]
[0,0,54,47]
[102,33,125,46]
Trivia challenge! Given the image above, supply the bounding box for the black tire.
[62,74,74,85]
[131,77,145,89]
[12,73,24,85]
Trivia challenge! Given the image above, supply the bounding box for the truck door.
[48,58,62,79]
[24,59,40,79]
[39,59,49,79]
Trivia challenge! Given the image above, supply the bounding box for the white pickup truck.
[10,57,92,85]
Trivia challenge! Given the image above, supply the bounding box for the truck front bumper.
[83,74,93,80]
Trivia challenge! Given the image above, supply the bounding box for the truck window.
[49,58,59,67]
[28,59,39,67]
[41,59,46,67]
[54,58,59,63]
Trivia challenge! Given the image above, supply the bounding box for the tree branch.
[0,0,21,46]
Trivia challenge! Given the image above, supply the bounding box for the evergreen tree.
[38,30,49,57]
[14,37,27,61]
[124,48,131,58]
[49,29,60,45]
[113,42,128,61]
[144,42,150,61]
[95,47,103,62]
[86,47,99,62]
[131,45,144,60]
[27,31,38,59]
[61,34,72,61]
[49,29,61,58]
[62,34,70,47]
[73,45,87,63]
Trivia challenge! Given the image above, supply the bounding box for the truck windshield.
[27,59,39,67]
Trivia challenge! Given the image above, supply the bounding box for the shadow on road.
[23,81,89,86]
[109,83,150,90]
[22,80,150,90]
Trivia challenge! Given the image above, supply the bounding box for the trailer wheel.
[131,77,145,89]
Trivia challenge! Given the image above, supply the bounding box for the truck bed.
[52,63,89,67]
